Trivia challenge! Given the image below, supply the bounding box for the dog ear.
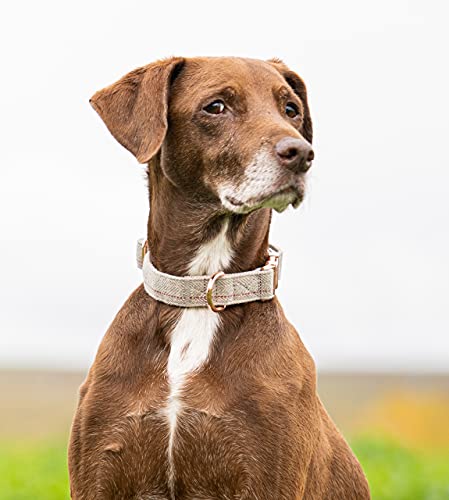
[268,59,313,144]
[90,57,185,164]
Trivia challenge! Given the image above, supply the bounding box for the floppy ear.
[268,59,313,144]
[90,57,185,164]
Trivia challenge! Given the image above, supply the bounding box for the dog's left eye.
[285,102,300,118]
[203,100,226,115]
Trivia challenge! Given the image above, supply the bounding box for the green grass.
[0,436,448,499]
[351,436,449,500]
[0,440,69,500]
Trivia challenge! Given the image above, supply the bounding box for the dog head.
[91,56,313,214]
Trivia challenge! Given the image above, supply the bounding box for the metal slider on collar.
[262,244,282,290]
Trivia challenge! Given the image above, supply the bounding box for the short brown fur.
[69,56,370,499]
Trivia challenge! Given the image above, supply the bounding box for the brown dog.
[68,56,370,499]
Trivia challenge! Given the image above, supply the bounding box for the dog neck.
[146,161,272,277]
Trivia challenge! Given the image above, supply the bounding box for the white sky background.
[0,0,448,371]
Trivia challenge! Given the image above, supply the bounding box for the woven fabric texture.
[136,239,277,308]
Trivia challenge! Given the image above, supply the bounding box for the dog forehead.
[170,57,287,104]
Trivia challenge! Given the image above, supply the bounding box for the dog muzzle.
[136,239,282,313]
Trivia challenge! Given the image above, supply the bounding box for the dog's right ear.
[90,57,185,164]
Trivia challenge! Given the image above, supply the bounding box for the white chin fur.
[217,149,304,214]
[221,190,299,214]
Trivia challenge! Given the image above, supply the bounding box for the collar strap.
[136,239,282,312]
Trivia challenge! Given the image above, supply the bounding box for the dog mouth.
[224,179,305,214]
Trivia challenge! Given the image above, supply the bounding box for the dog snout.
[274,137,314,173]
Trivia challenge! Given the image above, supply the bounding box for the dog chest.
[92,388,303,500]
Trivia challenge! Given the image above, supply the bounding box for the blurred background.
[0,0,448,498]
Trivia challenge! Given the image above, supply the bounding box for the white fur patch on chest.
[164,221,233,494]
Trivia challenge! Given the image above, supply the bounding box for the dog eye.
[285,102,300,118]
[203,100,226,115]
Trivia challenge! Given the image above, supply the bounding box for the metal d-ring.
[206,271,226,313]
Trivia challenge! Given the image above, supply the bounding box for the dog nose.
[275,137,314,173]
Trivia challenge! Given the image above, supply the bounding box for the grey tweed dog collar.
[136,239,282,312]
